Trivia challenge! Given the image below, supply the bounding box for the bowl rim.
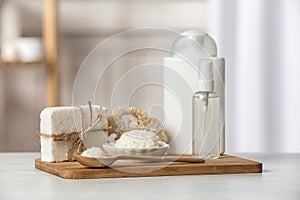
[103,141,169,151]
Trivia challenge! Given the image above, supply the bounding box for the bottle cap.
[171,31,218,60]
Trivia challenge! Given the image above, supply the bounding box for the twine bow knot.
[67,101,103,160]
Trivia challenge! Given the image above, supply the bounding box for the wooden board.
[35,155,262,179]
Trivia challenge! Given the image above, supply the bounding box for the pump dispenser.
[197,61,214,111]
[163,30,225,155]
[192,60,220,159]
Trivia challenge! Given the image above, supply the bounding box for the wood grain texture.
[44,0,59,106]
[35,155,263,179]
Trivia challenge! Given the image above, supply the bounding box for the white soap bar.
[40,105,107,135]
[40,105,108,162]
[41,130,108,162]
[41,136,74,162]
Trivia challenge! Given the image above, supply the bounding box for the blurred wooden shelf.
[0,60,47,67]
[0,0,59,106]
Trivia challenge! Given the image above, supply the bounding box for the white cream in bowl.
[115,130,159,148]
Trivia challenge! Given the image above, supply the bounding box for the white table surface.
[0,153,299,200]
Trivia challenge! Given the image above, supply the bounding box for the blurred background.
[0,0,299,153]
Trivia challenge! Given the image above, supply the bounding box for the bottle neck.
[198,79,214,92]
[197,91,209,112]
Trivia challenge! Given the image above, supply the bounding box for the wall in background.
[6,0,298,153]
[210,0,300,153]
[0,0,208,151]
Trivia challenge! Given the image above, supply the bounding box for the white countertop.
[0,153,299,200]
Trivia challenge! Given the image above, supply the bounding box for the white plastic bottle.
[163,30,225,155]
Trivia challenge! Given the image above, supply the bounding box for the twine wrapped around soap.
[67,101,104,160]
[40,101,107,161]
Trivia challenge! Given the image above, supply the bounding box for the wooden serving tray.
[35,155,262,179]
